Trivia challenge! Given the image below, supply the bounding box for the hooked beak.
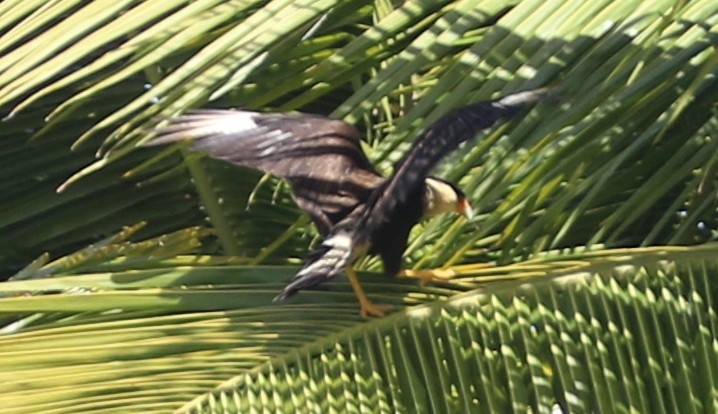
[457,196,474,220]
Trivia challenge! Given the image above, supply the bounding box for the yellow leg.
[346,268,392,318]
[399,268,458,286]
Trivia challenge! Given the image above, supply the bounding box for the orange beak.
[457,196,474,220]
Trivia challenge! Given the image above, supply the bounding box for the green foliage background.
[0,0,717,412]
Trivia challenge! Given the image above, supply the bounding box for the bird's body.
[149,89,546,315]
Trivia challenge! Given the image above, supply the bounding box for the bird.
[148,88,546,317]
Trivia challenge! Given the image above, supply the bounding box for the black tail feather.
[273,230,355,301]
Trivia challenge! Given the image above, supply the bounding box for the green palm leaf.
[3,245,718,413]
[178,246,718,413]
[1,0,717,412]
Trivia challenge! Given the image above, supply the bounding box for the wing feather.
[149,110,385,233]
[361,89,549,234]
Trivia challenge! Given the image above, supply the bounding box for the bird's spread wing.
[361,89,548,234]
[148,109,384,233]
[277,89,548,299]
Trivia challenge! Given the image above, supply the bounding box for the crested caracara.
[149,89,546,317]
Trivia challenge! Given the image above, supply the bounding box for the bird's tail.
[273,229,357,301]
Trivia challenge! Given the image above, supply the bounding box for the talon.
[359,302,393,318]
[346,267,392,318]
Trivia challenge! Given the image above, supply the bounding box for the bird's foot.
[358,300,393,319]
[400,268,457,286]
[345,267,392,318]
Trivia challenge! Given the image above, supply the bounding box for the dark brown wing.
[149,109,385,234]
[362,89,548,234]
[275,89,548,300]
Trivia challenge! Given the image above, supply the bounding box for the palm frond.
[3,245,718,413]
[1,0,718,412]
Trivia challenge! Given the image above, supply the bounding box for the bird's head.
[422,177,474,220]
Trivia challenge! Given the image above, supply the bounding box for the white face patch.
[422,178,461,219]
